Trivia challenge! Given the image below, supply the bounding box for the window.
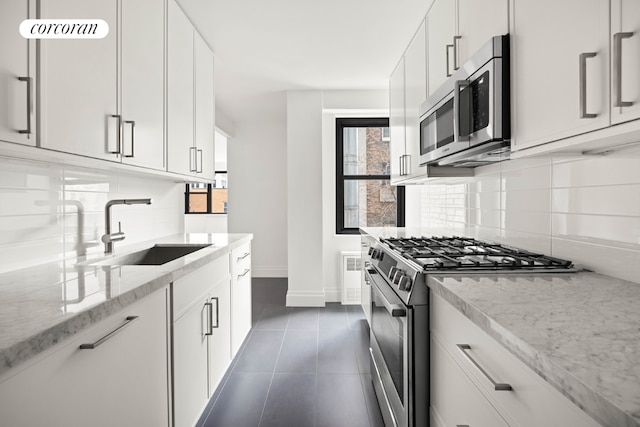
[184,172,228,214]
[336,117,405,234]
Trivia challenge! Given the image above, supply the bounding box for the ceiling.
[176,0,432,123]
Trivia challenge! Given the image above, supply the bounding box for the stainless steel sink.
[93,244,212,266]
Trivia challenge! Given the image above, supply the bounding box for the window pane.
[212,188,227,213]
[343,127,390,175]
[188,193,208,213]
[343,179,397,228]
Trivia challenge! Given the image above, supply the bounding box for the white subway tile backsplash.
[552,213,640,249]
[552,185,640,216]
[416,155,640,283]
[0,156,184,273]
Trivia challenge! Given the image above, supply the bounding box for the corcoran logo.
[19,19,109,39]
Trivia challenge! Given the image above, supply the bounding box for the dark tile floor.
[196,278,384,427]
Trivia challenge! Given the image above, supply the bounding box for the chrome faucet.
[102,198,152,254]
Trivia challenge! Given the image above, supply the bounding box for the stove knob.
[368,247,374,256]
[398,275,413,291]
[389,266,399,279]
[392,270,404,284]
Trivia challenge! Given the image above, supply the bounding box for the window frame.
[335,117,405,235]
[184,171,229,214]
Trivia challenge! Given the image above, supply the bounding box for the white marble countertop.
[362,227,640,427]
[0,233,252,378]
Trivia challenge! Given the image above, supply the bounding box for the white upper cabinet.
[38,0,166,168]
[195,32,216,181]
[511,0,611,151]
[168,0,216,180]
[38,0,119,161]
[611,0,640,125]
[120,0,165,170]
[427,0,456,97]
[402,20,428,181]
[427,0,508,98]
[389,58,405,184]
[168,0,195,176]
[456,0,509,65]
[0,0,36,146]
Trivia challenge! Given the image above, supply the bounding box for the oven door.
[367,268,409,427]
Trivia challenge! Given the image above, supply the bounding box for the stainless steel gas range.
[364,236,575,427]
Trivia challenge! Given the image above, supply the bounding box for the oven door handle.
[366,269,407,318]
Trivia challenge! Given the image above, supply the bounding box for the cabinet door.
[403,20,428,180]
[430,333,509,427]
[0,0,35,146]
[120,0,165,169]
[208,276,232,396]
[173,293,210,427]
[0,289,169,427]
[167,0,195,175]
[512,0,610,151]
[195,32,216,180]
[389,58,405,184]
[231,243,252,356]
[38,0,118,161]
[611,0,640,124]
[456,0,509,65]
[427,0,456,97]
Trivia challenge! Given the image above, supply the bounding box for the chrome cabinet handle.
[211,297,219,329]
[237,252,250,261]
[124,120,135,157]
[196,149,203,173]
[446,43,454,77]
[79,316,139,349]
[17,77,32,135]
[238,268,250,279]
[456,344,513,391]
[613,32,634,108]
[189,146,197,172]
[399,154,411,176]
[399,156,404,176]
[453,35,462,70]
[108,114,122,154]
[454,80,470,143]
[579,52,597,118]
[204,301,213,335]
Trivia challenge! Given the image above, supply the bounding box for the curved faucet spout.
[103,198,153,254]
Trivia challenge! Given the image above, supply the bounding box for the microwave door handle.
[454,80,470,143]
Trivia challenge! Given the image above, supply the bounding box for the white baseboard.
[252,266,288,278]
[324,288,341,303]
[286,290,326,307]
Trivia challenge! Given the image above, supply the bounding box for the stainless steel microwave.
[419,35,510,167]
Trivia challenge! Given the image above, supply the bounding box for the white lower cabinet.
[431,332,509,427]
[431,293,602,427]
[0,287,170,427]
[230,241,252,357]
[172,255,231,427]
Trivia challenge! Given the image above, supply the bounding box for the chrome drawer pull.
[456,344,512,391]
[238,268,250,279]
[579,52,597,119]
[204,301,213,335]
[237,252,250,261]
[79,316,139,349]
[613,32,634,108]
[17,76,32,135]
[211,297,219,329]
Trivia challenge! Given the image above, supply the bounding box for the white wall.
[184,214,228,233]
[227,98,288,278]
[415,153,640,284]
[320,90,389,302]
[0,156,184,273]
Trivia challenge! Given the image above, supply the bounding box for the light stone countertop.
[428,272,640,427]
[0,233,252,378]
[361,226,640,427]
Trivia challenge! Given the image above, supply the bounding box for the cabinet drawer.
[431,293,601,427]
[172,255,229,318]
[431,332,509,427]
[231,242,251,276]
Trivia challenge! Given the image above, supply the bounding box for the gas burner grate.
[380,236,573,271]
